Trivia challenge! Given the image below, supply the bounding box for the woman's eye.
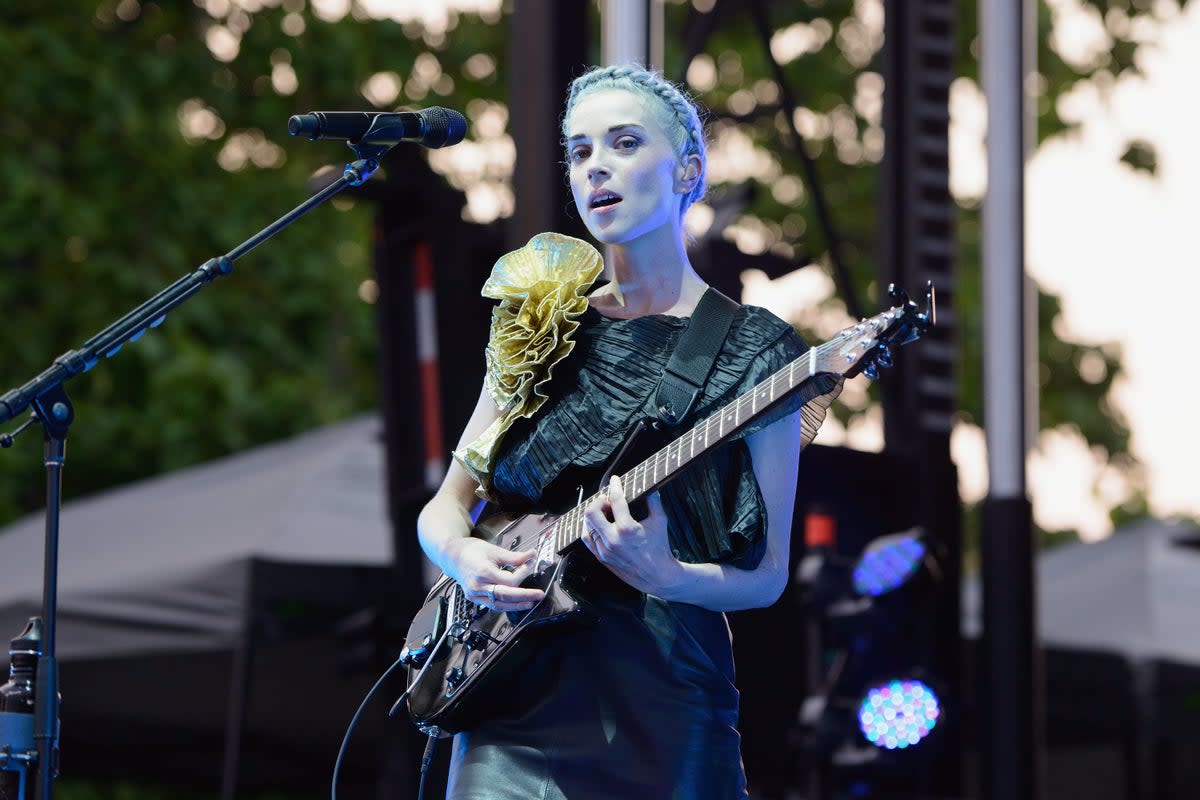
[569,146,590,163]
[615,136,640,150]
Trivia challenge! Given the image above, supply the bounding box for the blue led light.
[852,531,926,597]
[857,678,940,750]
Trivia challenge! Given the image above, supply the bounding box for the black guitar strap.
[652,286,739,427]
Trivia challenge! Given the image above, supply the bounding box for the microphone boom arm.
[0,155,381,426]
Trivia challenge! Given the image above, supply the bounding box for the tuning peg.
[875,344,893,368]
[863,361,881,381]
[887,283,910,306]
[922,281,937,327]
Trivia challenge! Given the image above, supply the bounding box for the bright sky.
[1024,1,1200,535]
[747,1,1200,540]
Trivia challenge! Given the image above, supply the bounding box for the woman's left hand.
[581,475,684,596]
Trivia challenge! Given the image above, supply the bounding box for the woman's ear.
[676,155,702,193]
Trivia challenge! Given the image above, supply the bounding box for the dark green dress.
[446,302,839,800]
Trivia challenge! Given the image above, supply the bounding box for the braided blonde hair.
[562,64,708,219]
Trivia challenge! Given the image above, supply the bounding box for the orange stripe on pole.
[413,241,434,291]
[420,360,444,479]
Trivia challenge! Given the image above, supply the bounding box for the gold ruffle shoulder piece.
[453,233,604,497]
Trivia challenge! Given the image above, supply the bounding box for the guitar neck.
[550,341,831,553]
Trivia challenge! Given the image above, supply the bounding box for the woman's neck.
[598,234,707,318]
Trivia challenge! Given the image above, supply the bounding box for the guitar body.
[402,510,604,735]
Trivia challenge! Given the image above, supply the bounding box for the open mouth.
[589,192,622,210]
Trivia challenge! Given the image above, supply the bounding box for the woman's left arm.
[582,408,803,611]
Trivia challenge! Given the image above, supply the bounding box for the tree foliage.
[0,0,1179,540]
[0,1,506,525]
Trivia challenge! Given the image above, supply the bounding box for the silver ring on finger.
[486,583,496,603]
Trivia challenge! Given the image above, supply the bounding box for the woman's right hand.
[445,537,545,612]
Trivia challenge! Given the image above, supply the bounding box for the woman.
[417,64,840,799]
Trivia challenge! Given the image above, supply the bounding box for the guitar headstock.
[816,282,935,380]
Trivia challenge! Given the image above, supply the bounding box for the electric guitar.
[398,284,935,735]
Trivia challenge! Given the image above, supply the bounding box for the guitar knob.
[466,629,492,651]
[399,633,434,667]
[445,666,466,689]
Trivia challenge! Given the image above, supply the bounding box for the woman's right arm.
[417,384,544,611]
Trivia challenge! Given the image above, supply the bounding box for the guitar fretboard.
[547,309,900,554]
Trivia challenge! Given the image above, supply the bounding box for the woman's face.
[565,89,686,247]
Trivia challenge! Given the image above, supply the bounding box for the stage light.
[857,678,941,750]
[851,528,925,598]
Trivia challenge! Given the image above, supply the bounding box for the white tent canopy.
[964,517,1200,664]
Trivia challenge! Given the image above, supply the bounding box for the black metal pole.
[878,1,963,796]
[980,497,1039,799]
[32,434,63,800]
[219,574,258,800]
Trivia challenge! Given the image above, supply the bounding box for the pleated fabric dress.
[445,299,841,800]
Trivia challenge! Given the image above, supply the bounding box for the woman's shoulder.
[728,302,808,354]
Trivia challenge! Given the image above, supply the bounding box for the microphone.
[287,107,467,149]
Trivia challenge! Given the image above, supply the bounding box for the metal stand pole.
[979,0,1044,796]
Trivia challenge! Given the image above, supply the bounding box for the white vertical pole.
[979,0,1044,797]
[602,0,651,67]
[980,0,1035,496]
[600,0,662,282]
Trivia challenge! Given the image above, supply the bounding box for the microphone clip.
[343,155,382,185]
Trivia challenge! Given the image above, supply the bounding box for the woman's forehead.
[565,89,663,139]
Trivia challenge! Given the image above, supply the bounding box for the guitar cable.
[417,732,440,800]
[329,643,407,800]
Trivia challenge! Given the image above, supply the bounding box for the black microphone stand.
[0,140,395,800]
